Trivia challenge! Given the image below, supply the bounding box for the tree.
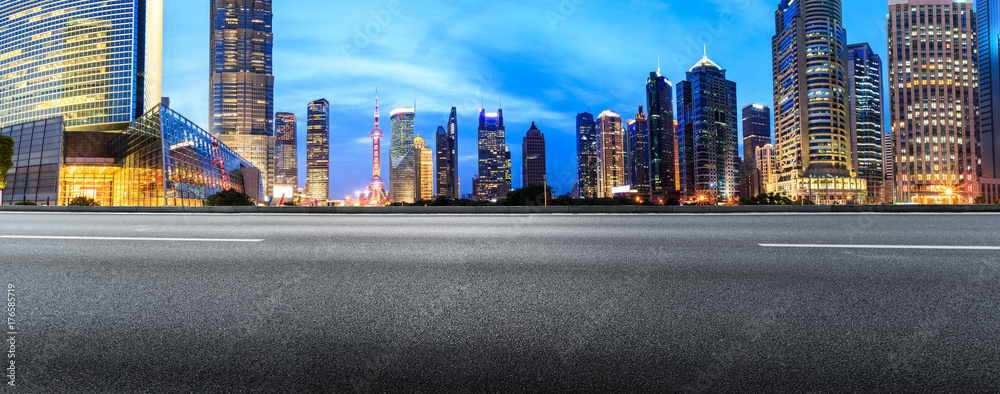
[740,192,794,206]
[68,196,100,206]
[205,189,254,206]
[0,134,13,189]
[499,184,551,206]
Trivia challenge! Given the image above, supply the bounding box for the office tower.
[522,123,546,188]
[627,107,652,200]
[978,0,1000,201]
[742,105,771,162]
[772,0,865,204]
[889,0,981,204]
[476,109,511,201]
[884,131,895,203]
[305,99,330,203]
[647,70,679,203]
[596,111,625,198]
[390,107,416,203]
[273,113,297,199]
[756,144,777,192]
[740,104,772,199]
[576,112,598,198]
[0,0,163,205]
[846,43,885,203]
[368,95,387,205]
[677,51,739,203]
[435,108,458,199]
[414,135,433,201]
[210,0,275,196]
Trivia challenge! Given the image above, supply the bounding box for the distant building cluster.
[2,0,1000,206]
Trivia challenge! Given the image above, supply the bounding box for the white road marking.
[0,235,263,242]
[760,243,1000,250]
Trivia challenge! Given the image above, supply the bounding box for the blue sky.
[162,0,889,198]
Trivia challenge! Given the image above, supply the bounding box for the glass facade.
[110,104,260,206]
[434,107,458,199]
[274,112,297,195]
[979,0,1000,180]
[677,55,739,203]
[522,123,546,188]
[0,0,162,131]
[476,108,510,201]
[210,0,274,195]
[305,99,329,202]
[389,108,415,203]
[646,71,678,202]
[0,117,63,205]
[626,108,651,200]
[576,112,598,199]
[595,111,625,198]
[846,43,885,202]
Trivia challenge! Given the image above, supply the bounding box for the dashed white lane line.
[760,243,1000,250]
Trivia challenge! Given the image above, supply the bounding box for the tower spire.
[657,54,661,74]
[374,87,379,127]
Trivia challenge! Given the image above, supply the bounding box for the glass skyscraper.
[740,104,771,199]
[435,107,458,199]
[522,123,546,188]
[596,110,625,198]
[677,53,739,203]
[626,107,651,201]
[390,107,416,203]
[476,108,510,201]
[647,70,679,203]
[0,0,162,129]
[978,0,1000,202]
[305,99,329,202]
[210,0,274,197]
[771,0,865,204]
[274,112,297,199]
[576,112,598,199]
[846,43,885,203]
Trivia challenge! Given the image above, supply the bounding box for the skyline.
[160,0,890,199]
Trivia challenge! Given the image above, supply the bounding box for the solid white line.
[760,243,1000,250]
[0,235,263,242]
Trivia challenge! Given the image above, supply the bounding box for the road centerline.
[0,235,263,243]
[760,243,1000,250]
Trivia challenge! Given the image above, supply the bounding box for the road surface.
[1,212,998,392]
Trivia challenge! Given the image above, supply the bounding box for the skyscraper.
[846,43,885,203]
[522,123,546,188]
[647,70,679,203]
[576,112,598,199]
[741,104,772,199]
[415,135,433,202]
[978,0,1000,201]
[888,0,981,204]
[476,109,510,201]
[368,94,387,205]
[772,0,865,204]
[627,107,652,200]
[435,108,459,198]
[677,51,739,203]
[274,113,297,199]
[0,0,163,206]
[596,111,626,198]
[390,107,416,203]
[210,0,275,197]
[305,99,329,202]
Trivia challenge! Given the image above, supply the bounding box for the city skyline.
[159,0,891,199]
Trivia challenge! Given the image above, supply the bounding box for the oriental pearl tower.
[368,91,388,205]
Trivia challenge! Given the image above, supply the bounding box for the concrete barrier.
[3,204,1000,214]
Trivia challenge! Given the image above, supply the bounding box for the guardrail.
[2,205,1000,214]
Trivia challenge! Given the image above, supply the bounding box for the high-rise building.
[846,43,885,203]
[740,104,772,199]
[756,144,777,192]
[596,111,626,198]
[367,94,387,205]
[978,0,1000,201]
[273,113,297,199]
[435,108,459,198]
[210,0,275,197]
[889,0,981,204]
[389,107,416,203]
[476,109,510,201]
[305,99,330,203]
[677,51,739,203]
[771,0,866,204]
[0,0,164,206]
[522,123,546,188]
[627,107,652,200]
[647,70,679,202]
[414,135,433,201]
[576,112,598,198]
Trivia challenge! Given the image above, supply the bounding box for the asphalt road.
[1,212,999,393]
